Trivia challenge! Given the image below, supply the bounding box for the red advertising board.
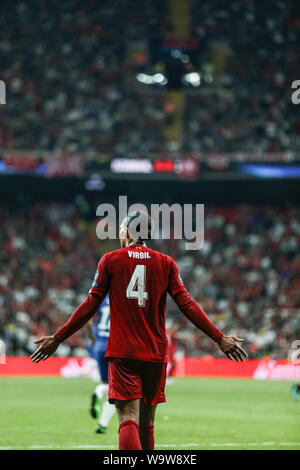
[175,357,300,380]
[1,357,299,381]
[0,357,83,377]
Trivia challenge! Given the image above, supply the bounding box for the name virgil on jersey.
[128,250,151,259]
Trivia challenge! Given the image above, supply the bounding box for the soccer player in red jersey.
[31,211,248,450]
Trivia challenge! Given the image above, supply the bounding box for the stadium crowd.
[0,0,168,157]
[184,0,300,153]
[1,202,299,360]
[0,0,299,157]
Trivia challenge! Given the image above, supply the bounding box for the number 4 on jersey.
[126,265,148,307]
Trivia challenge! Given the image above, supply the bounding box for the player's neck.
[127,240,146,248]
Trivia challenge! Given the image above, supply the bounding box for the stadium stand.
[0,0,168,156]
[1,0,299,156]
[183,0,300,152]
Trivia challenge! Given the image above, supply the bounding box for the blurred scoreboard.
[0,150,300,181]
[110,157,199,180]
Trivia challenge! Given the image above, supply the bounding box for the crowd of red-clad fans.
[1,202,299,360]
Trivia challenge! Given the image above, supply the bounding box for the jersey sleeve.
[89,253,111,298]
[167,256,187,297]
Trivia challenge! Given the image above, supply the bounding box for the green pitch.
[0,376,299,450]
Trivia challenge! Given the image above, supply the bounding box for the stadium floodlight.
[136,73,168,86]
[181,72,201,87]
[152,73,168,85]
[136,73,153,85]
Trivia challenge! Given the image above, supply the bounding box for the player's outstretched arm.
[173,290,247,362]
[30,293,102,363]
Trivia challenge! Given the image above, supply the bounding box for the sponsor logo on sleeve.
[91,271,99,288]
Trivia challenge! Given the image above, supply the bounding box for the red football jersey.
[89,244,186,362]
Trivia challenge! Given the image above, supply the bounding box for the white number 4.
[126,265,148,307]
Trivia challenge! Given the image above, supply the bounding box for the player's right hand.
[218,336,248,362]
[30,336,59,363]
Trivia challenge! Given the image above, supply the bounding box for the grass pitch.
[0,376,299,450]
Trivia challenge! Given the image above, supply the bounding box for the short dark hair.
[125,210,154,241]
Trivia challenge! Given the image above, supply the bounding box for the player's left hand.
[218,335,248,362]
[30,336,59,363]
